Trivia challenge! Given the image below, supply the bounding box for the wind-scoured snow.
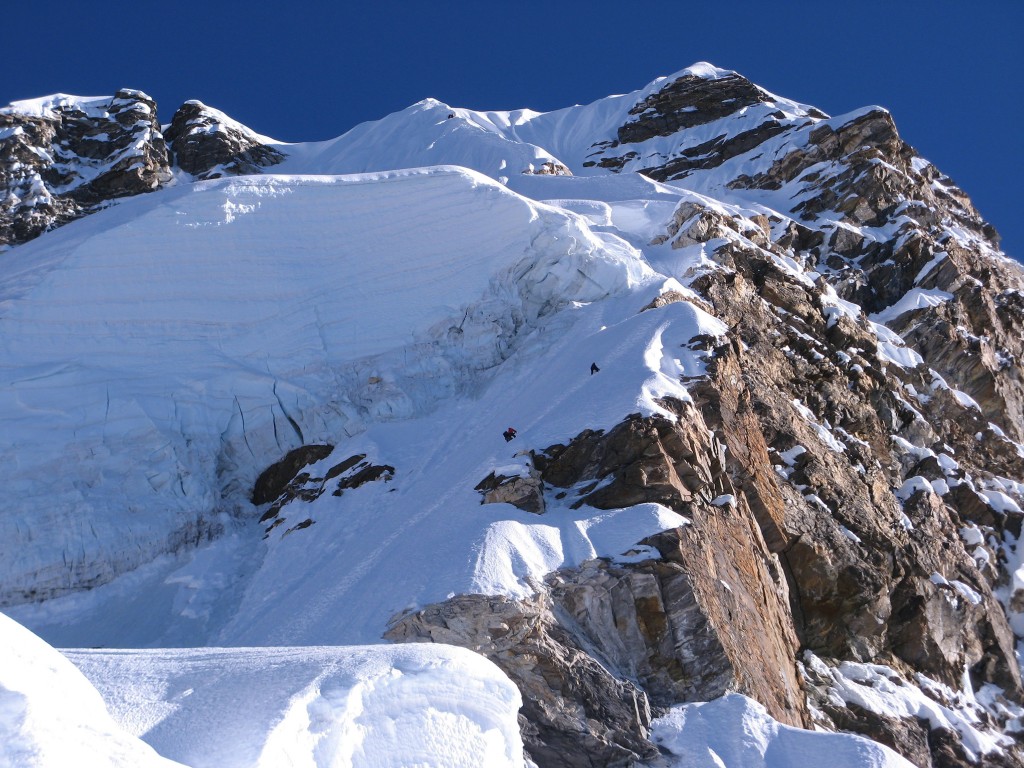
[65,642,524,768]
[0,612,184,768]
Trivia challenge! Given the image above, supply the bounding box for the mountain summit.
[1,63,1022,768]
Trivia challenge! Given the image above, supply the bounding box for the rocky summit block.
[165,100,285,179]
[0,90,171,248]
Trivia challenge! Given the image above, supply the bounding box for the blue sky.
[5,1,1022,258]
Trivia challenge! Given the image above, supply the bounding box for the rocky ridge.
[164,100,285,179]
[388,71,1023,766]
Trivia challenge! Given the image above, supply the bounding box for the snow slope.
[6,609,920,768]
[0,609,523,768]
[0,166,650,607]
[269,62,825,186]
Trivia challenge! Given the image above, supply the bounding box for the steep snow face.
[0,166,651,607]
[66,642,524,768]
[0,612,184,768]
[4,173,732,649]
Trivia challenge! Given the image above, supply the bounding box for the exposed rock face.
[677,203,1023,765]
[165,100,285,179]
[475,467,546,514]
[585,70,825,178]
[252,444,336,505]
[387,591,658,767]
[723,105,1024,444]
[391,399,808,766]
[0,90,171,248]
[603,71,1024,445]
[253,446,394,538]
[390,192,1023,765]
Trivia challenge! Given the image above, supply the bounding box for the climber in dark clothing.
[503,427,517,442]
[590,362,600,375]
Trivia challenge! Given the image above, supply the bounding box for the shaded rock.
[386,592,658,768]
[335,463,395,492]
[252,444,334,505]
[587,70,824,179]
[165,100,285,179]
[537,402,730,513]
[476,469,545,514]
[0,90,171,247]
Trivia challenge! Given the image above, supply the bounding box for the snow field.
[66,643,524,768]
[0,612,184,768]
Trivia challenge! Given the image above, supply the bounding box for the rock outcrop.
[0,93,286,248]
[390,398,810,766]
[164,101,285,179]
[388,185,1023,765]
[252,446,394,538]
[597,67,1023,446]
[0,90,171,248]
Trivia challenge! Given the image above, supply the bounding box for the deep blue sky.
[5,1,1022,259]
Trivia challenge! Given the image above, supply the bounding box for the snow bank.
[0,612,184,768]
[870,288,954,323]
[66,643,524,768]
[649,692,914,768]
[471,503,688,597]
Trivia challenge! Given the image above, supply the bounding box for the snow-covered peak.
[271,95,570,180]
[676,60,736,80]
